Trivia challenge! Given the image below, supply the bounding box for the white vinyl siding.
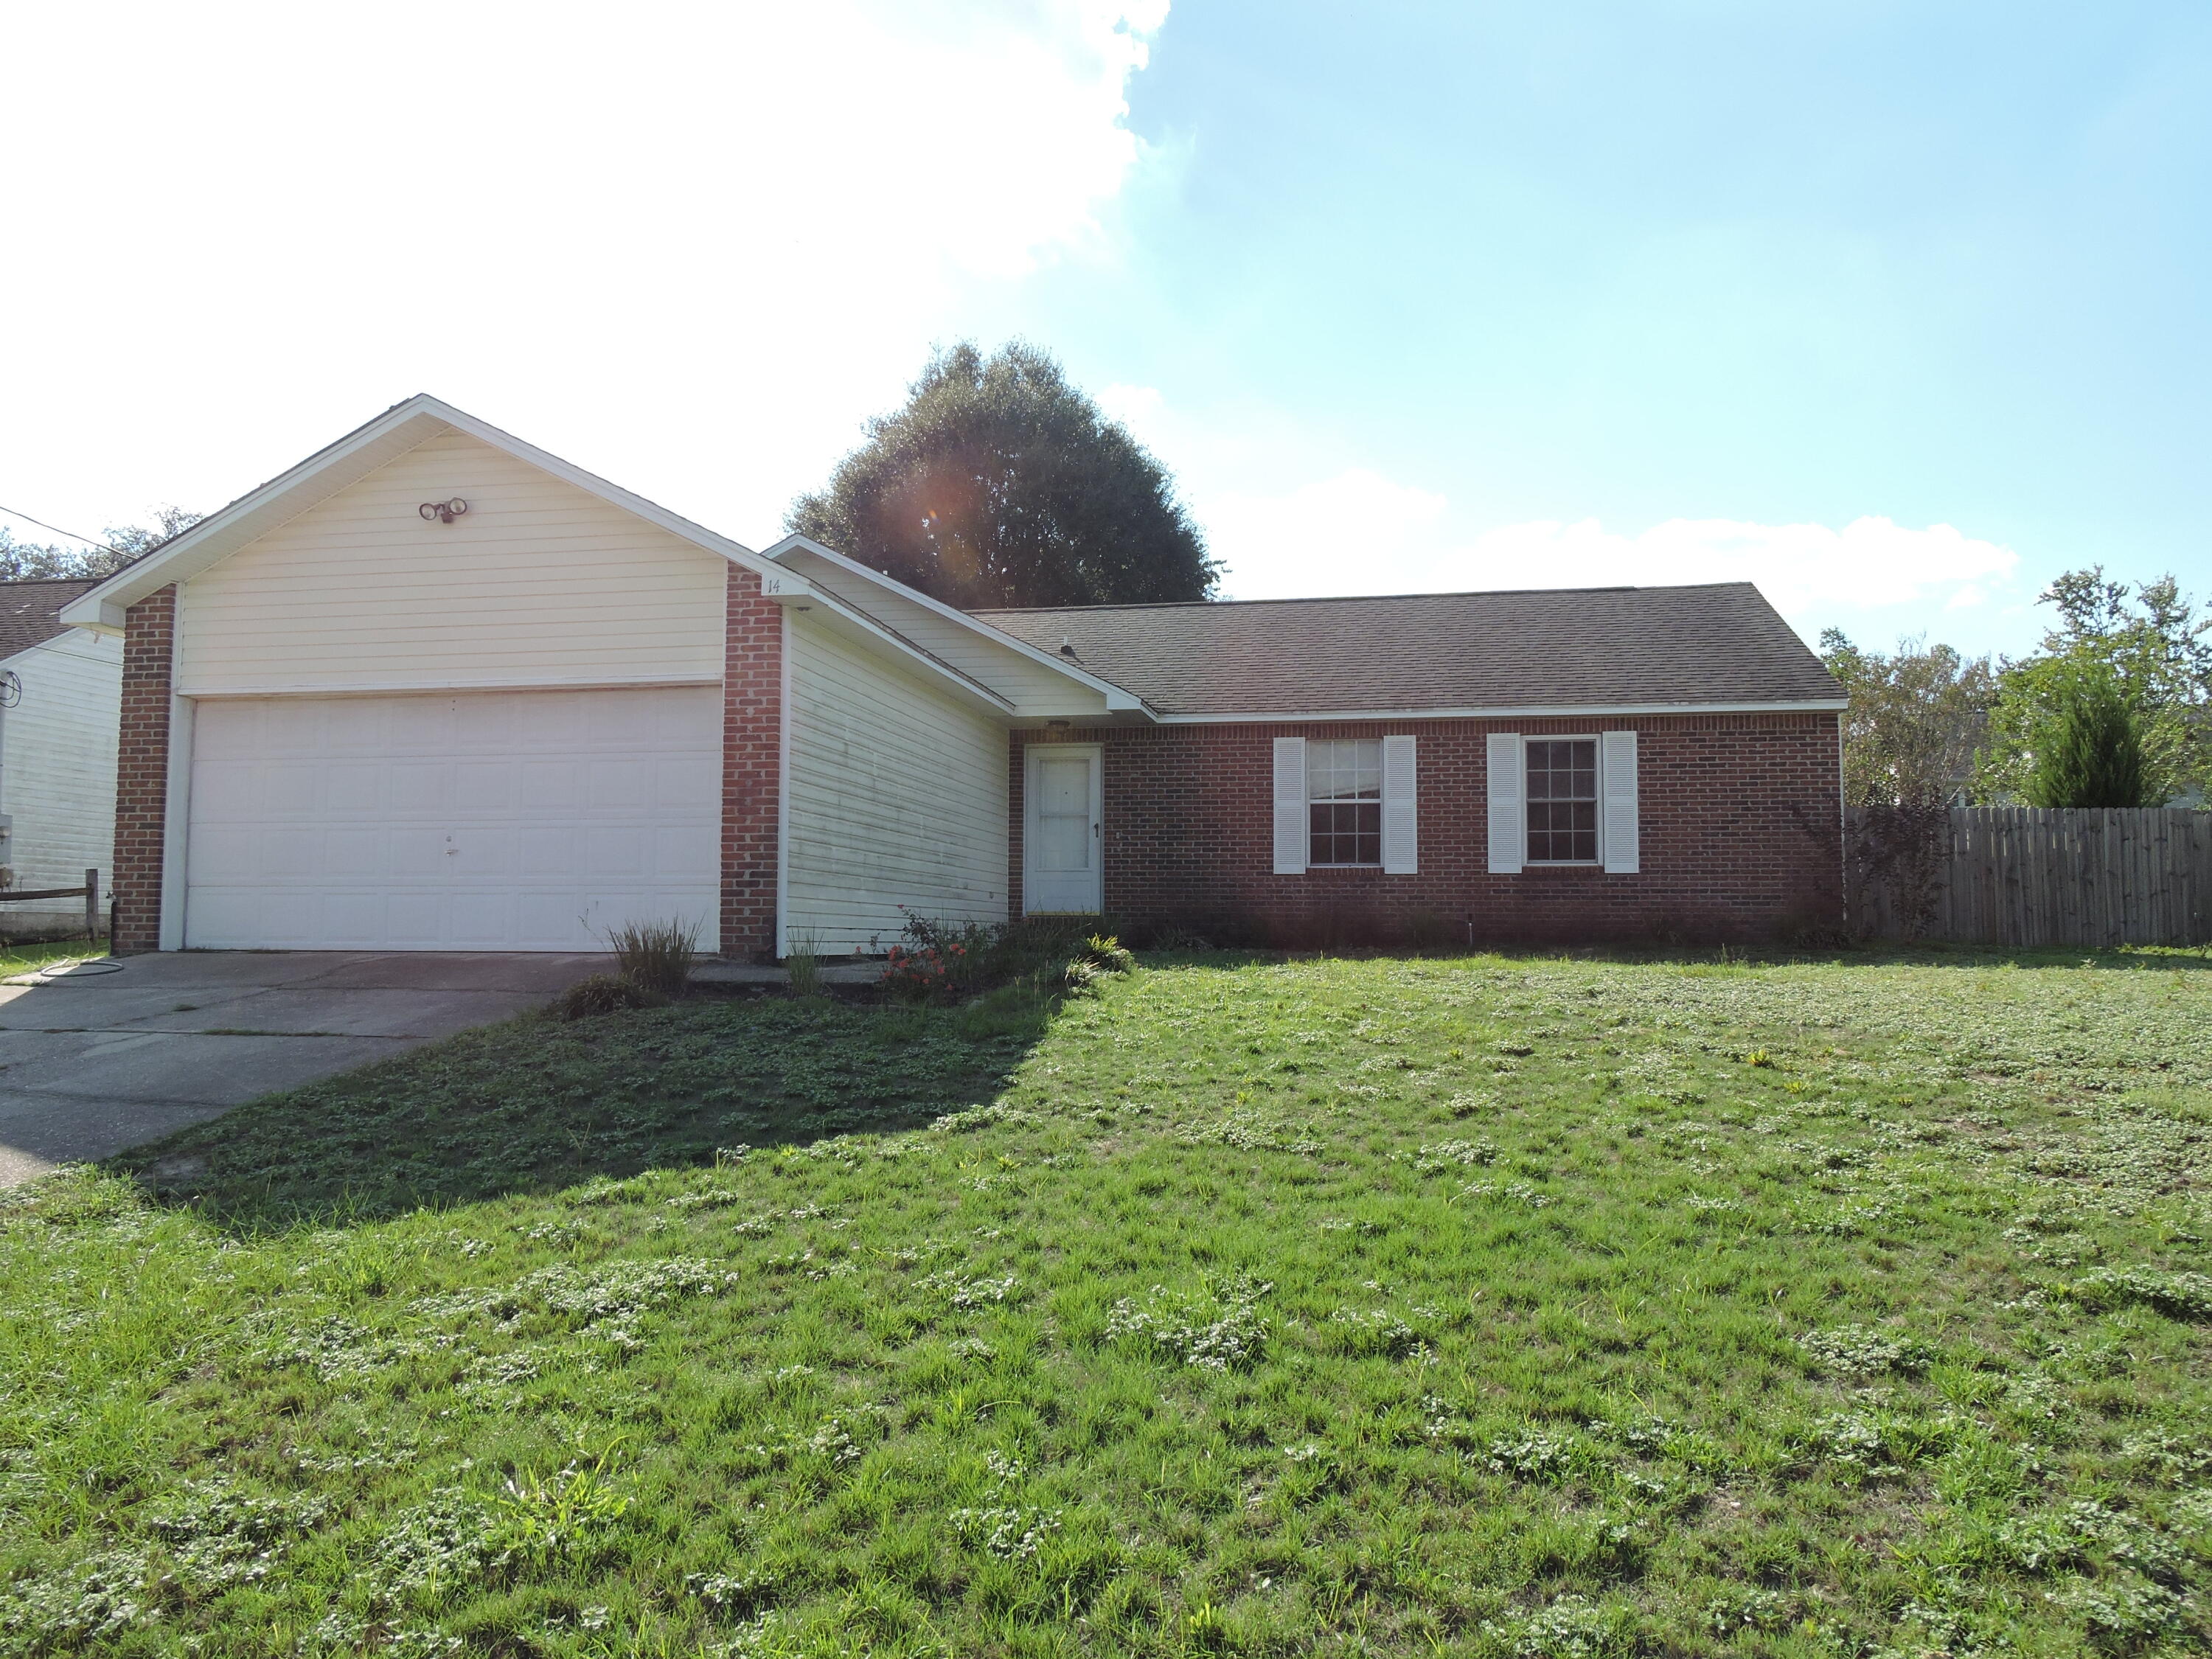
[0,633,121,928]
[783,611,1009,954]
[777,547,1110,717]
[175,428,727,695]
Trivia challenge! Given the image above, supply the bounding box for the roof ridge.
[970,580,1759,616]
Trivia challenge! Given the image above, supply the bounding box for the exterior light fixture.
[417,498,469,524]
[1046,718,1071,730]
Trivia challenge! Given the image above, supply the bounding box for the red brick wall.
[1010,712,1843,945]
[720,566,783,961]
[112,585,178,956]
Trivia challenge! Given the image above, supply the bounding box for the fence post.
[85,869,99,943]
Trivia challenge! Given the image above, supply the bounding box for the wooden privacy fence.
[1851,807,2212,947]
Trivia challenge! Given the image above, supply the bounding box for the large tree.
[0,505,201,582]
[1819,630,1996,807]
[788,341,1217,610]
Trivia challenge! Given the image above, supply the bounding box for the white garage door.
[186,686,721,950]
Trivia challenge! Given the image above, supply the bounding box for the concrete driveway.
[0,952,609,1187]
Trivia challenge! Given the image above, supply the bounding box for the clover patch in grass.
[1104,1275,1273,1371]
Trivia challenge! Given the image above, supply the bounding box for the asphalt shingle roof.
[0,580,101,664]
[973,582,1841,717]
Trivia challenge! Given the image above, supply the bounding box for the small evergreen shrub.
[2025,669,2151,808]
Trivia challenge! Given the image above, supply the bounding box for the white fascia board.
[57,393,776,632]
[760,533,1155,716]
[1154,699,1850,724]
[788,585,1016,717]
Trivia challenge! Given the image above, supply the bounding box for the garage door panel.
[587,759,648,809]
[324,764,382,813]
[655,757,717,810]
[453,826,516,878]
[519,760,582,810]
[323,700,389,751]
[187,687,720,950]
[389,764,450,813]
[655,824,718,872]
[456,762,516,813]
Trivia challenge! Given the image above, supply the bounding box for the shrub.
[2025,667,2152,807]
[1081,933,1134,973]
[882,943,956,1004]
[604,918,698,1000]
[878,911,1131,1001]
[552,974,659,1020]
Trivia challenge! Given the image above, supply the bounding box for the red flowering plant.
[880,941,956,1003]
[878,908,992,1002]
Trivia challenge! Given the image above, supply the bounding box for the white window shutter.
[1272,737,1307,875]
[1381,734,1417,874]
[1601,729,1640,873]
[1486,732,1523,874]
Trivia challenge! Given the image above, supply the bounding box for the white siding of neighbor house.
[777,547,1110,717]
[783,611,1009,954]
[175,428,728,695]
[1,631,120,931]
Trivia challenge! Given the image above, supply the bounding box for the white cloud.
[1445,515,2020,616]
[1207,471,1449,599]
[1210,467,2021,637]
[0,0,1166,543]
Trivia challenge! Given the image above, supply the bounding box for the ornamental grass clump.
[605,918,699,1001]
[782,931,827,999]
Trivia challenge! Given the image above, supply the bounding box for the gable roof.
[0,579,103,664]
[764,535,1148,714]
[58,394,777,633]
[973,582,1844,720]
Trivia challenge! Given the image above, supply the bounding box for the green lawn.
[5,950,2211,1657]
[0,938,106,978]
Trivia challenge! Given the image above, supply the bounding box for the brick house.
[63,396,1844,957]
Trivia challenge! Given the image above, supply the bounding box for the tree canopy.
[787,342,1217,611]
[1824,568,2211,811]
[0,506,201,582]
[1979,567,2211,807]
[1820,630,1995,807]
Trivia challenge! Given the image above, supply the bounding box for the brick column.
[113,585,177,955]
[720,565,783,961]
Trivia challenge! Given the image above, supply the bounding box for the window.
[1526,738,1598,863]
[1308,737,1381,866]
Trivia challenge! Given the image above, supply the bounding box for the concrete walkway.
[0,952,608,1187]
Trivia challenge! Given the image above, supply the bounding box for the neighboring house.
[63,395,1846,957]
[0,579,119,937]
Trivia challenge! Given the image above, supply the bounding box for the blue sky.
[5,1,2208,657]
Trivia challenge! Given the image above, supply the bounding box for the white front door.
[1023,743,1102,914]
[184,686,721,950]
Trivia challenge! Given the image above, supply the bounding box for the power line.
[0,504,128,557]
